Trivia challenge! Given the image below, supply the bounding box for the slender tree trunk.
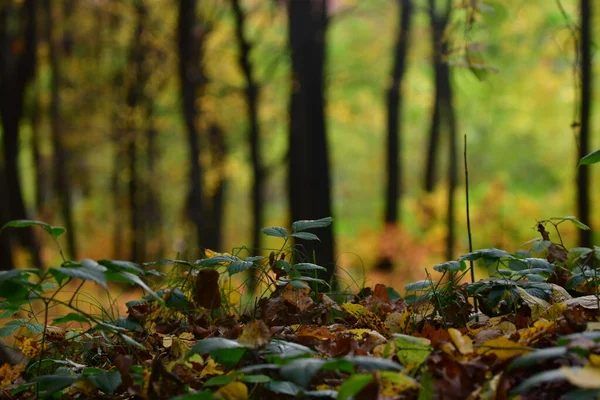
[577,0,592,247]
[427,0,457,260]
[376,0,413,271]
[0,1,41,268]
[231,0,264,291]
[207,124,226,251]
[178,0,209,249]
[0,163,13,270]
[44,0,78,260]
[231,0,263,256]
[444,71,458,261]
[424,0,449,193]
[126,1,149,263]
[288,0,336,286]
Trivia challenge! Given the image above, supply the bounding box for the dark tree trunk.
[0,164,13,270]
[126,1,149,263]
[144,120,164,260]
[444,72,458,261]
[178,0,210,249]
[44,0,78,260]
[0,1,41,268]
[206,124,226,251]
[376,0,413,271]
[427,0,458,260]
[424,0,452,194]
[288,0,336,286]
[231,0,264,291]
[577,0,592,247]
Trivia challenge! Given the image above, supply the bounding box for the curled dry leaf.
[194,269,221,310]
[237,320,271,349]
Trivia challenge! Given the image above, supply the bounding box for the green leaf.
[0,220,66,240]
[280,358,326,388]
[54,259,108,289]
[189,338,245,356]
[115,317,143,331]
[0,319,28,337]
[196,255,238,266]
[404,280,433,292]
[240,374,271,384]
[292,263,327,272]
[143,259,192,268]
[321,359,355,374]
[508,347,568,371]
[117,271,162,303]
[31,374,80,397]
[556,216,591,231]
[290,232,320,241]
[292,217,332,233]
[260,340,315,359]
[343,355,403,372]
[337,374,373,400]
[118,333,146,349]
[511,369,567,394]
[433,261,462,273]
[204,375,234,387]
[164,288,190,310]
[86,370,122,394]
[98,260,143,274]
[579,149,600,166]
[418,370,434,400]
[227,260,254,276]
[52,313,90,325]
[261,227,288,238]
[265,380,302,396]
[459,248,512,262]
[394,335,433,367]
[212,347,247,368]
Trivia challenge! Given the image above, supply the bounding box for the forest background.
[0,0,598,290]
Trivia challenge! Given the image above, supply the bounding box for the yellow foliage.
[215,381,249,400]
[477,337,531,361]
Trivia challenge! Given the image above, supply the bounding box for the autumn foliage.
[2,217,600,399]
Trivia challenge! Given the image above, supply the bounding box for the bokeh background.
[0,0,598,290]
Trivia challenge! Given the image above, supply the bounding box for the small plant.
[2,216,600,399]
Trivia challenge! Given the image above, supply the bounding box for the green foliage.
[3,216,600,399]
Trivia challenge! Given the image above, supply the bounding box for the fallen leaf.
[477,337,531,361]
[195,269,222,310]
[448,328,473,355]
[561,364,600,389]
[215,381,248,400]
[237,320,271,349]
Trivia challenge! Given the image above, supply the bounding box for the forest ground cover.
[3,215,600,399]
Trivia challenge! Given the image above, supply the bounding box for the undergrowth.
[1,216,600,399]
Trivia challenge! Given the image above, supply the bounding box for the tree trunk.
[0,1,41,268]
[577,0,592,247]
[424,0,450,194]
[178,0,210,249]
[288,0,336,286]
[126,1,149,263]
[376,0,413,271]
[231,0,264,290]
[427,0,458,261]
[44,0,78,260]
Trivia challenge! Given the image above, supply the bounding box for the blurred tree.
[376,0,413,271]
[0,0,41,269]
[577,0,592,247]
[44,0,78,260]
[287,0,336,286]
[231,0,264,291]
[178,0,225,251]
[424,0,458,261]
